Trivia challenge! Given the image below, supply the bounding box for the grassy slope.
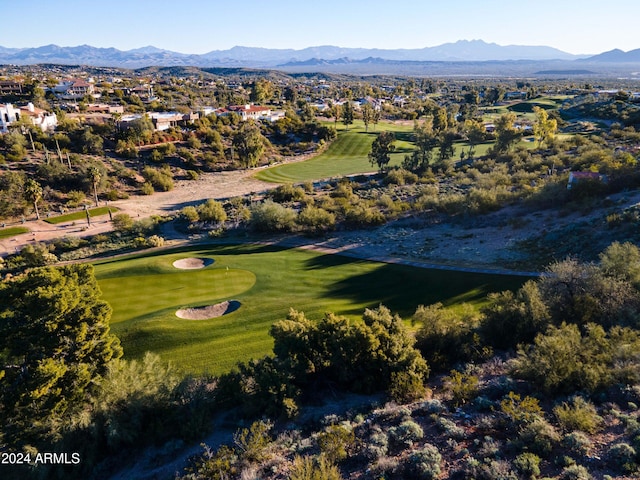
[45,206,118,224]
[95,245,526,375]
[0,226,29,239]
[255,120,414,183]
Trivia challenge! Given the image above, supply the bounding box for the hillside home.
[52,78,95,99]
[215,104,285,122]
[119,111,199,132]
[0,102,57,133]
[0,80,24,96]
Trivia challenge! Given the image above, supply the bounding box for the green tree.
[331,102,341,128]
[0,264,122,447]
[463,118,486,159]
[438,129,457,162]
[533,106,558,148]
[79,126,104,154]
[372,107,381,131]
[362,103,374,132]
[599,241,640,287]
[24,178,43,220]
[493,112,521,154]
[368,131,396,172]
[403,119,438,173]
[341,101,354,130]
[432,107,448,133]
[233,122,268,168]
[250,79,274,104]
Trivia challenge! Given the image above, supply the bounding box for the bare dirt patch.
[175,300,241,320]
[172,257,214,269]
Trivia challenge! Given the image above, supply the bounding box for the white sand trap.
[176,300,241,320]
[172,257,214,269]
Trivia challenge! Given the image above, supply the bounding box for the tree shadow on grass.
[306,254,525,316]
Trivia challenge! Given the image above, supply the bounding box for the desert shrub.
[389,420,423,450]
[480,281,550,349]
[434,416,466,439]
[562,431,592,457]
[370,456,400,477]
[362,428,388,460]
[607,442,637,473]
[388,370,427,403]
[317,424,354,464]
[111,212,133,232]
[249,200,297,232]
[179,444,237,480]
[477,436,501,458]
[269,183,307,202]
[443,369,479,407]
[233,420,272,463]
[511,322,640,394]
[414,302,488,369]
[517,418,560,457]
[66,190,87,207]
[500,392,543,426]
[90,353,180,451]
[384,168,418,185]
[330,181,354,199]
[513,452,541,479]
[414,399,446,416]
[142,165,173,191]
[404,444,442,480]
[559,464,591,480]
[197,199,227,223]
[141,181,154,195]
[289,455,343,480]
[20,243,58,266]
[181,205,199,223]
[146,235,165,248]
[461,457,518,480]
[297,205,336,234]
[343,203,386,227]
[553,396,602,433]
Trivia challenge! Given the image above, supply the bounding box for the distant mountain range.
[0,40,639,75]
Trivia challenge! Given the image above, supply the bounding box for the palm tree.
[88,166,101,206]
[24,179,43,220]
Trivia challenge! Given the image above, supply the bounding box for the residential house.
[52,78,95,99]
[119,111,199,132]
[0,102,57,133]
[0,80,25,96]
[215,104,285,122]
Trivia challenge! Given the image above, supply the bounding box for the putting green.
[95,245,526,375]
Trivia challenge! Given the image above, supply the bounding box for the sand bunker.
[176,300,241,320]
[172,257,214,269]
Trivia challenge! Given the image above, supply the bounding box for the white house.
[52,78,95,99]
[0,103,57,133]
[215,104,285,122]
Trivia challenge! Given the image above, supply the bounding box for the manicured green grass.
[0,226,29,239]
[95,244,527,375]
[255,120,414,183]
[45,206,118,224]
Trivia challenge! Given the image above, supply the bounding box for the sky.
[2,0,639,55]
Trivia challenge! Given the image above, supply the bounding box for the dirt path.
[5,157,640,275]
[0,167,276,256]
